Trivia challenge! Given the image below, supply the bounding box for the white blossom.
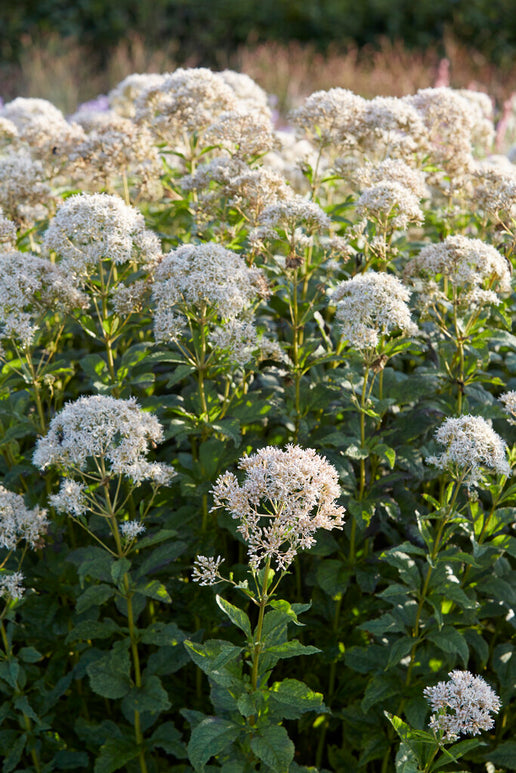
[424,670,501,742]
[331,271,417,350]
[49,480,88,517]
[0,571,24,601]
[120,520,146,540]
[192,555,225,585]
[426,415,511,487]
[0,486,49,550]
[212,445,345,571]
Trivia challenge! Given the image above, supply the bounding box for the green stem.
[251,559,271,694]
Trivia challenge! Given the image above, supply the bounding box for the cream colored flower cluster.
[331,271,417,350]
[427,415,511,486]
[211,445,345,571]
[0,485,49,551]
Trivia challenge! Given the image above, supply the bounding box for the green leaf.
[150,721,186,757]
[395,741,420,773]
[137,540,187,576]
[135,579,171,603]
[216,595,252,639]
[316,560,350,596]
[136,529,177,549]
[427,626,469,666]
[269,679,325,719]
[482,740,516,770]
[188,717,241,771]
[250,725,295,773]
[375,443,396,469]
[140,622,186,647]
[94,737,140,773]
[76,584,114,614]
[265,640,321,660]
[86,641,131,699]
[184,639,243,679]
[386,637,415,669]
[18,647,42,663]
[66,619,121,644]
[111,558,131,588]
[123,674,171,715]
[3,732,26,773]
[54,750,89,769]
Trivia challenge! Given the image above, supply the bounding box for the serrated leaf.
[94,737,140,773]
[66,619,121,644]
[150,721,186,757]
[111,558,131,588]
[269,679,325,719]
[140,622,186,647]
[482,740,516,770]
[136,529,178,549]
[86,641,131,699]
[184,639,243,677]
[188,717,241,771]
[427,626,469,666]
[76,584,114,614]
[135,579,171,603]
[3,732,26,773]
[250,725,294,773]
[216,595,251,639]
[265,640,321,660]
[123,674,171,715]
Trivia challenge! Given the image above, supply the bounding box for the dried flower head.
[0,486,49,550]
[219,70,271,116]
[405,235,512,309]
[331,271,417,350]
[33,395,176,486]
[203,110,278,160]
[43,193,162,279]
[152,243,267,343]
[424,670,501,742]
[426,415,511,486]
[212,445,345,570]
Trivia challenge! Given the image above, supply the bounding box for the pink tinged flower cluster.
[424,670,501,742]
[426,415,511,487]
[211,445,345,571]
[33,395,176,486]
[331,271,417,351]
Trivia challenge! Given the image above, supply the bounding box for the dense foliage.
[0,71,515,773]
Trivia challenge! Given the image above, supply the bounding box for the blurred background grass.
[1,0,516,114]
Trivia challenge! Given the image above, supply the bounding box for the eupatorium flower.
[0,486,48,550]
[152,242,267,343]
[0,251,88,348]
[192,555,225,586]
[426,415,511,486]
[424,670,501,742]
[33,395,176,486]
[0,572,25,601]
[405,235,511,309]
[43,192,162,278]
[331,271,417,350]
[211,445,345,571]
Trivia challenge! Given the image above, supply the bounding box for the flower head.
[426,415,511,487]
[0,486,48,550]
[212,445,345,571]
[0,572,25,601]
[33,395,175,485]
[192,555,225,586]
[331,271,417,351]
[424,670,501,742]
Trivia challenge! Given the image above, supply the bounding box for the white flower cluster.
[120,520,146,540]
[355,180,424,230]
[405,235,512,309]
[211,445,345,571]
[50,480,88,518]
[499,391,516,424]
[0,150,54,225]
[135,67,238,144]
[0,485,49,550]
[43,192,162,278]
[427,415,511,486]
[108,73,167,118]
[424,670,501,742]
[0,209,16,251]
[203,110,277,159]
[191,555,225,586]
[0,251,88,348]
[331,271,417,350]
[152,242,267,344]
[33,395,176,486]
[290,88,367,149]
[0,571,25,601]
